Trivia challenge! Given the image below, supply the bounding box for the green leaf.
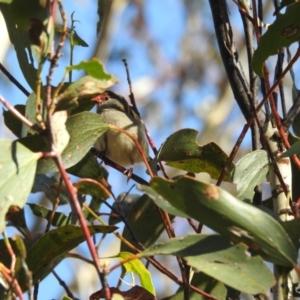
[163,272,226,300]
[139,235,275,295]
[3,105,25,138]
[27,203,71,227]
[119,252,155,296]
[67,151,108,181]
[72,31,89,47]
[74,179,111,199]
[56,74,118,111]
[157,129,234,180]
[6,206,30,236]
[231,150,268,202]
[109,193,140,226]
[121,194,175,252]
[140,176,297,267]
[55,25,88,47]
[278,140,300,159]
[18,134,48,152]
[5,0,48,30]
[292,112,300,137]
[0,139,41,233]
[22,93,40,137]
[96,0,110,35]
[0,0,13,3]
[0,4,37,90]
[19,225,117,288]
[66,58,115,80]
[37,112,109,173]
[253,3,300,77]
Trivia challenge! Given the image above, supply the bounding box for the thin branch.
[0,63,30,96]
[0,95,43,133]
[52,270,79,300]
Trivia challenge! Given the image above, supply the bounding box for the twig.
[217,44,300,185]
[122,59,168,177]
[45,176,63,232]
[0,263,24,300]
[0,63,30,96]
[52,270,79,300]
[0,95,43,133]
[91,148,149,185]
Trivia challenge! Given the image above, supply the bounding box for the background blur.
[0,0,276,299]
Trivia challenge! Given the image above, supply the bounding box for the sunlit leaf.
[56,75,117,111]
[119,252,155,296]
[140,176,297,267]
[0,139,41,233]
[157,129,234,180]
[51,110,70,154]
[65,58,115,80]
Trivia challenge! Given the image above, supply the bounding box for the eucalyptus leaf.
[140,176,297,267]
[231,150,268,202]
[27,203,71,227]
[19,225,117,289]
[121,194,174,252]
[3,105,25,138]
[119,252,155,296]
[0,139,41,233]
[139,235,275,295]
[37,112,109,173]
[158,129,234,180]
[56,75,117,111]
[163,272,227,300]
[253,3,300,76]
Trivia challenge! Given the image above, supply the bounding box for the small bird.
[93,91,149,172]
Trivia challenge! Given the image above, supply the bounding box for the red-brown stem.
[0,264,24,300]
[53,156,110,297]
[217,45,300,185]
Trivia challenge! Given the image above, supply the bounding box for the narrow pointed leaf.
[19,225,117,288]
[139,235,275,295]
[27,203,71,227]
[157,129,234,180]
[37,112,109,173]
[0,139,41,233]
[140,176,297,267]
[278,140,300,159]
